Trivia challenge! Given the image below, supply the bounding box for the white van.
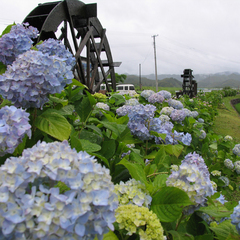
[116,84,137,96]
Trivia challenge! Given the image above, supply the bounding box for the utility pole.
[152,35,158,92]
[139,63,142,91]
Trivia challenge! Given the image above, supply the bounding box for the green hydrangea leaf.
[209,220,238,240]
[35,110,71,141]
[150,187,193,222]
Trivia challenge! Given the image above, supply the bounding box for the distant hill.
[123,72,240,88]
[125,75,182,88]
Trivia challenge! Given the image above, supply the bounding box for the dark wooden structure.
[176,69,197,98]
[23,0,120,93]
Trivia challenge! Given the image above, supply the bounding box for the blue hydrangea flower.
[148,93,164,104]
[157,90,171,99]
[36,38,75,68]
[0,141,118,239]
[140,90,155,100]
[231,201,240,234]
[224,159,234,170]
[0,105,31,156]
[125,98,139,106]
[170,109,187,123]
[219,176,230,187]
[234,161,240,174]
[168,99,184,109]
[233,144,240,157]
[199,130,207,139]
[216,194,228,204]
[95,102,110,116]
[0,23,38,65]
[166,152,214,208]
[116,105,133,116]
[0,50,73,108]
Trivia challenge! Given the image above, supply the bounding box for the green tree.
[115,73,127,83]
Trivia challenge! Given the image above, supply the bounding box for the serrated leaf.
[35,110,71,141]
[99,139,116,160]
[93,230,119,240]
[150,187,193,222]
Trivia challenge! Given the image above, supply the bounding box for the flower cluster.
[170,109,187,123]
[127,104,156,141]
[191,111,199,118]
[0,141,118,239]
[140,90,155,100]
[114,179,152,208]
[116,105,132,116]
[166,152,214,207]
[233,144,240,157]
[92,93,107,100]
[168,99,183,109]
[159,114,170,123]
[115,205,164,240]
[36,38,75,67]
[0,23,38,65]
[224,135,233,141]
[234,161,240,174]
[197,118,204,123]
[231,201,240,234]
[0,50,73,108]
[95,102,110,115]
[211,170,221,176]
[224,159,234,170]
[199,130,207,139]
[148,93,164,104]
[160,106,174,116]
[0,105,31,156]
[219,176,230,187]
[158,90,171,99]
[125,98,139,106]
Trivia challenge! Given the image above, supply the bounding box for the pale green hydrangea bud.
[210,181,217,191]
[114,179,152,208]
[115,205,164,240]
[211,170,221,176]
[224,135,233,141]
[170,164,179,172]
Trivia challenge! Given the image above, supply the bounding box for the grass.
[211,95,240,143]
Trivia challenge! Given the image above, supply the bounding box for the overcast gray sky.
[1,0,240,76]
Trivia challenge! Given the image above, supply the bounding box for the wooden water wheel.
[23,0,120,93]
